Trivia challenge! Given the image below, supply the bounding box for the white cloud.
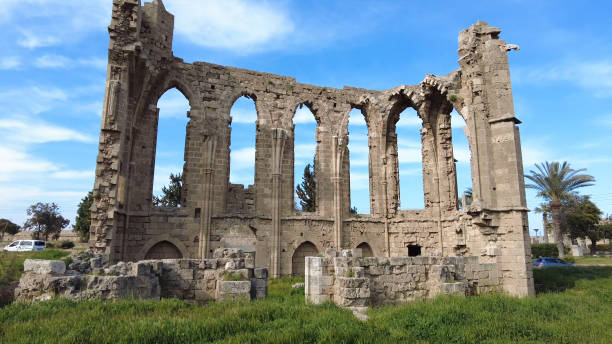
[35,54,70,68]
[17,30,61,49]
[230,147,255,170]
[348,113,366,126]
[294,143,316,162]
[0,117,95,144]
[396,115,421,127]
[453,147,471,164]
[1,1,110,48]
[157,89,190,118]
[35,54,107,70]
[349,172,369,190]
[294,107,316,124]
[398,148,422,163]
[0,86,69,116]
[0,147,57,182]
[231,109,257,123]
[0,56,21,70]
[514,59,612,98]
[165,0,294,52]
[50,170,95,180]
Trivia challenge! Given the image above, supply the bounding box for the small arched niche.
[145,241,183,259]
[292,241,319,276]
[152,88,190,208]
[356,242,374,257]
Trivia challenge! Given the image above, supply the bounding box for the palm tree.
[525,161,595,257]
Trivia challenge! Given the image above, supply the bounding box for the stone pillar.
[457,21,534,297]
[199,135,217,259]
[332,136,345,249]
[270,128,287,277]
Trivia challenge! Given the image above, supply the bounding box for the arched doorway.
[292,241,319,276]
[357,242,374,257]
[144,241,183,259]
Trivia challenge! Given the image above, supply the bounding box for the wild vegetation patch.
[1,268,610,343]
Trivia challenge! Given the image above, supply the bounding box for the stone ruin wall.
[305,249,500,308]
[16,249,268,303]
[90,0,534,297]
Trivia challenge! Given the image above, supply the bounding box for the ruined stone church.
[90,0,534,297]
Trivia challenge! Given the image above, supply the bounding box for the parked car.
[533,257,575,267]
[3,240,46,252]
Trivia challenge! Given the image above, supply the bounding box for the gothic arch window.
[152,88,190,207]
[293,103,318,212]
[348,108,370,214]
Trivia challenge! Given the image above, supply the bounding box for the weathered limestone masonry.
[306,249,499,308]
[91,0,534,297]
[15,249,268,302]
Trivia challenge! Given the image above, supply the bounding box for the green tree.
[564,196,602,252]
[296,157,316,212]
[73,191,93,242]
[153,173,182,207]
[23,202,70,241]
[525,161,595,257]
[0,218,20,241]
[599,218,612,241]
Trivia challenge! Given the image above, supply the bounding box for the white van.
[3,240,46,252]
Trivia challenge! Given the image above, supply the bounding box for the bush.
[46,242,55,248]
[563,255,576,264]
[532,243,558,257]
[59,241,75,249]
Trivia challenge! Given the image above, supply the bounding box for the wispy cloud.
[50,170,95,180]
[35,54,106,70]
[294,107,316,124]
[157,89,190,118]
[0,56,20,70]
[166,0,294,52]
[2,1,111,48]
[514,59,612,98]
[0,147,56,182]
[0,117,95,144]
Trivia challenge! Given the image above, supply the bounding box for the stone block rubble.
[15,248,268,303]
[306,249,500,309]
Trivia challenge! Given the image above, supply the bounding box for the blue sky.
[1,0,611,235]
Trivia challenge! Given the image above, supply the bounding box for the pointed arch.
[293,103,318,212]
[152,88,190,207]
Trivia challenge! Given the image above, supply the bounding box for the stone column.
[199,135,217,259]
[270,128,287,277]
[331,136,345,249]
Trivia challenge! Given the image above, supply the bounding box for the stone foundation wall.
[15,249,268,303]
[305,249,500,308]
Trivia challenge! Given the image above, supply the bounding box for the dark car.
[533,257,575,267]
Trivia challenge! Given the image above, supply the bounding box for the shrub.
[60,241,75,249]
[531,243,558,257]
[46,242,55,248]
[563,255,576,264]
[222,271,247,281]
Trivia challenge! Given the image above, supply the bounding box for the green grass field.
[1,267,611,343]
[574,256,612,266]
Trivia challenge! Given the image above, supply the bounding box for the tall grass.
[0,249,70,284]
[0,268,610,343]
